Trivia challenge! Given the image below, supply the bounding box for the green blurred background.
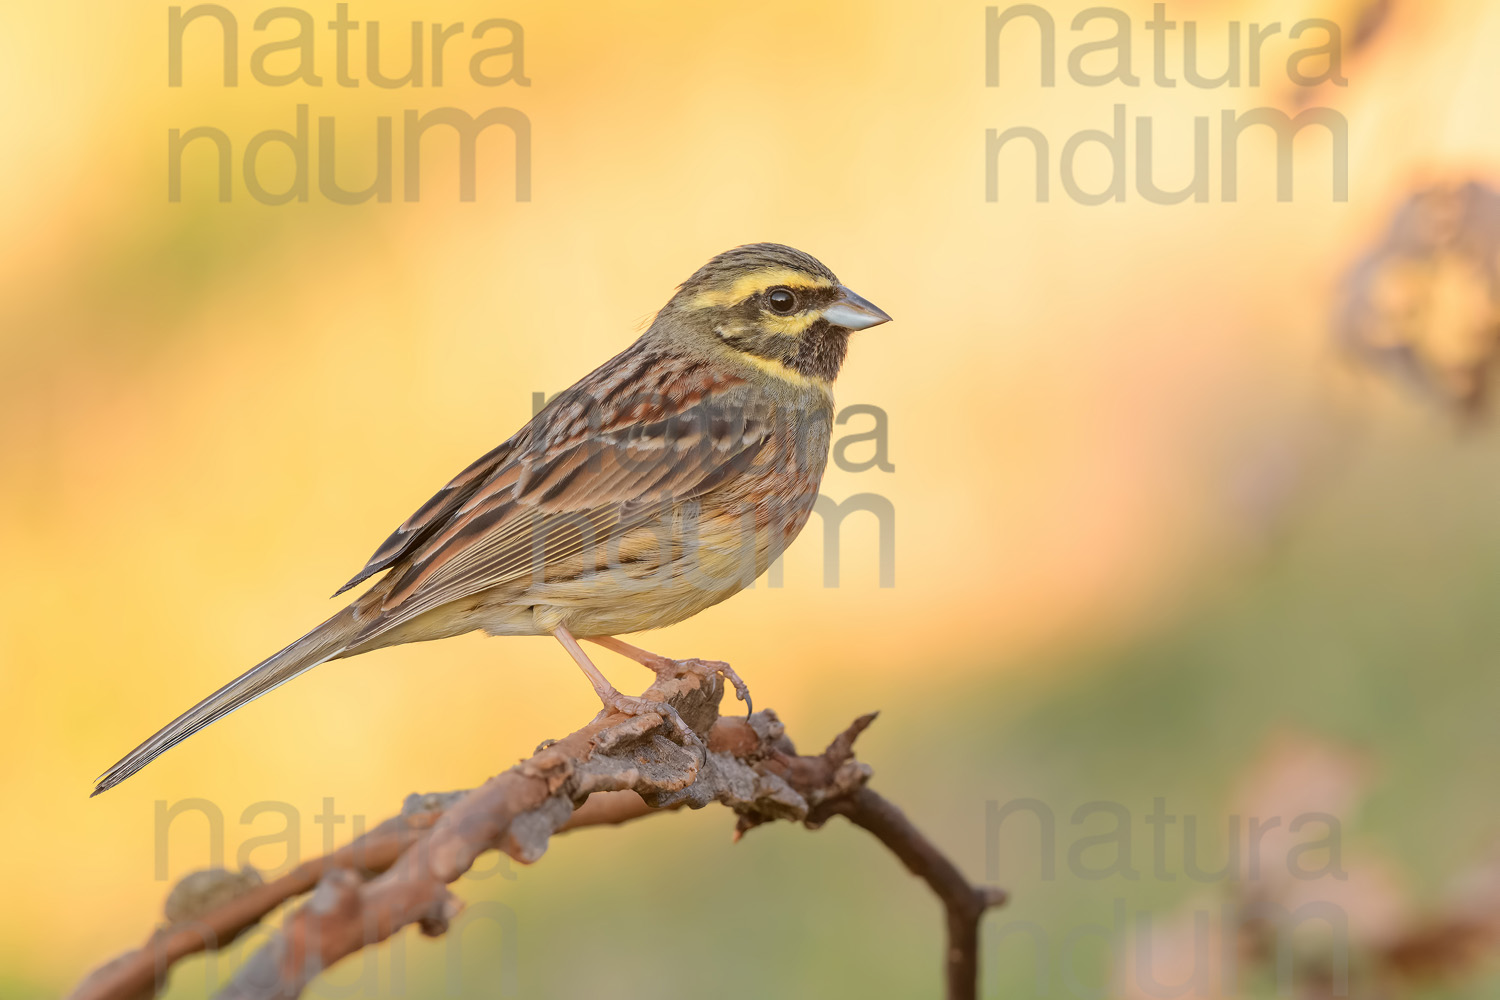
[4,0,1500,996]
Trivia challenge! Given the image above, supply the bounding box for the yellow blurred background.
[5,0,1500,996]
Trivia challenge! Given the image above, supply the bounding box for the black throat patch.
[719,318,850,383]
[786,320,849,382]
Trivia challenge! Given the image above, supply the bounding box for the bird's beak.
[822,286,892,331]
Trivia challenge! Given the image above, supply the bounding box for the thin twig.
[824,788,1008,1000]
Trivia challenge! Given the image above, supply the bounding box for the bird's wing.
[353,354,772,636]
[334,440,518,596]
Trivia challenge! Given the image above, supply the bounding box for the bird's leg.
[551,626,700,745]
[585,635,752,717]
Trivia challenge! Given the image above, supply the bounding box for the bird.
[92,243,891,796]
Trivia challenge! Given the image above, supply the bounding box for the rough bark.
[69,663,1005,1000]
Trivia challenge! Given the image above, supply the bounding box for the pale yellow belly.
[520,515,782,636]
[463,495,808,638]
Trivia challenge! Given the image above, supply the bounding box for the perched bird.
[93,243,890,796]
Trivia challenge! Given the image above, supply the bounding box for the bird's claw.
[646,657,753,718]
[601,691,703,748]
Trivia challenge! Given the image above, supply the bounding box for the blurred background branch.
[1338,179,1500,422]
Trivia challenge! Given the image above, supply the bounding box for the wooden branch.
[69,664,1004,1000]
[819,788,1008,999]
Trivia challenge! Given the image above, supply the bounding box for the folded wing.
[343,351,770,640]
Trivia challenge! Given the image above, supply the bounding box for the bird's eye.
[766,287,798,315]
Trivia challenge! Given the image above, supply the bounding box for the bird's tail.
[91,605,362,797]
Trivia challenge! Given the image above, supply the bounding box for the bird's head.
[658,243,891,385]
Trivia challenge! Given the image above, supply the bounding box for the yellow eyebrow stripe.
[688,268,833,309]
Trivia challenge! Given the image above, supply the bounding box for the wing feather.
[343,352,764,637]
[333,441,517,596]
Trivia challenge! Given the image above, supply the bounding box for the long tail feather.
[91,606,361,796]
